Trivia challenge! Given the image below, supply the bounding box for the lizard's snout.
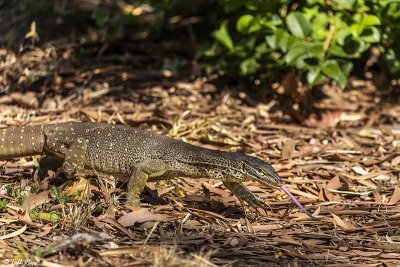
[254,167,282,188]
[241,157,282,188]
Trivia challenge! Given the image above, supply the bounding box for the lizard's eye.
[241,163,246,172]
[256,168,264,175]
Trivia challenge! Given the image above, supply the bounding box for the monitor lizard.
[0,122,316,219]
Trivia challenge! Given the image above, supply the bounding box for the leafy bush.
[14,0,400,89]
[201,0,400,89]
[91,2,139,41]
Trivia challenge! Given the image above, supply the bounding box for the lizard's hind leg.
[126,160,167,207]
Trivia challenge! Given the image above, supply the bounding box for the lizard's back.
[0,122,184,175]
[50,122,181,175]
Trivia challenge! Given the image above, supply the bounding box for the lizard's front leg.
[61,138,88,178]
[126,160,167,207]
[223,181,270,210]
[45,132,88,179]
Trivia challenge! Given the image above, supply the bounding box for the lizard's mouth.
[281,185,318,220]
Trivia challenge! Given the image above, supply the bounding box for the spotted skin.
[0,122,282,208]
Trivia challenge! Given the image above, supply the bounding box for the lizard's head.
[237,154,282,188]
[183,148,282,188]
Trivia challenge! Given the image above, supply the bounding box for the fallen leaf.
[157,186,175,196]
[101,217,135,239]
[391,155,400,167]
[21,191,49,211]
[351,166,369,175]
[358,128,381,138]
[61,178,89,200]
[352,250,381,257]
[339,113,363,121]
[118,210,170,227]
[331,213,356,230]
[282,138,295,159]
[0,225,27,240]
[302,239,326,246]
[381,253,400,259]
[251,224,282,232]
[303,111,341,128]
[325,176,341,201]
[389,186,400,204]
[328,189,371,196]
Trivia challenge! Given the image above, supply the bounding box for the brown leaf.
[282,138,295,159]
[0,225,27,240]
[118,210,170,227]
[9,92,39,108]
[251,224,282,232]
[303,111,341,128]
[21,191,49,211]
[351,166,369,175]
[61,178,89,200]
[302,239,326,246]
[388,186,400,204]
[101,217,135,239]
[325,176,341,201]
[331,213,356,230]
[352,250,381,257]
[391,155,400,167]
[157,186,175,196]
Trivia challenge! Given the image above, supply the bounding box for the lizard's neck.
[173,144,242,180]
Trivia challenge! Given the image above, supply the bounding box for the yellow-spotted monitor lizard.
[0,122,316,219]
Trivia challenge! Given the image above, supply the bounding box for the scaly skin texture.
[0,122,282,208]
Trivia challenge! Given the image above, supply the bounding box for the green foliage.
[6,186,27,206]
[50,187,70,206]
[200,0,400,89]
[0,200,7,213]
[29,208,59,222]
[92,5,138,41]
[18,0,400,88]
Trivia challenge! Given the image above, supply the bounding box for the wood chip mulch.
[0,45,399,266]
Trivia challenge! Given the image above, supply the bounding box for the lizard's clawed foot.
[244,195,271,212]
[223,181,272,213]
[55,164,79,181]
[125,194,142,208]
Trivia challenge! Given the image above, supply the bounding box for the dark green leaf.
[212,21,234,52]
[240,58,260,75]
[360,27,381,43]
[307,43,324,57]
[223,0,244,13]
[321,60,347,89]
[341,61,353,77]
[335,28,352,46]
[266,29,291,51]
[285,45,307,64]
[332,0,356,9]
[361,14,381,27]
[286,12,312,38]
[237,14,258,33]
[92,9,109,27]
[307,68,322,85]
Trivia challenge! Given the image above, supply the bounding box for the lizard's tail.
[0,125,45,160]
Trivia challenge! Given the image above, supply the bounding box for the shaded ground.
[0,42,400,266]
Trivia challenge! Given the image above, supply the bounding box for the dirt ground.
[0,41,400,267]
